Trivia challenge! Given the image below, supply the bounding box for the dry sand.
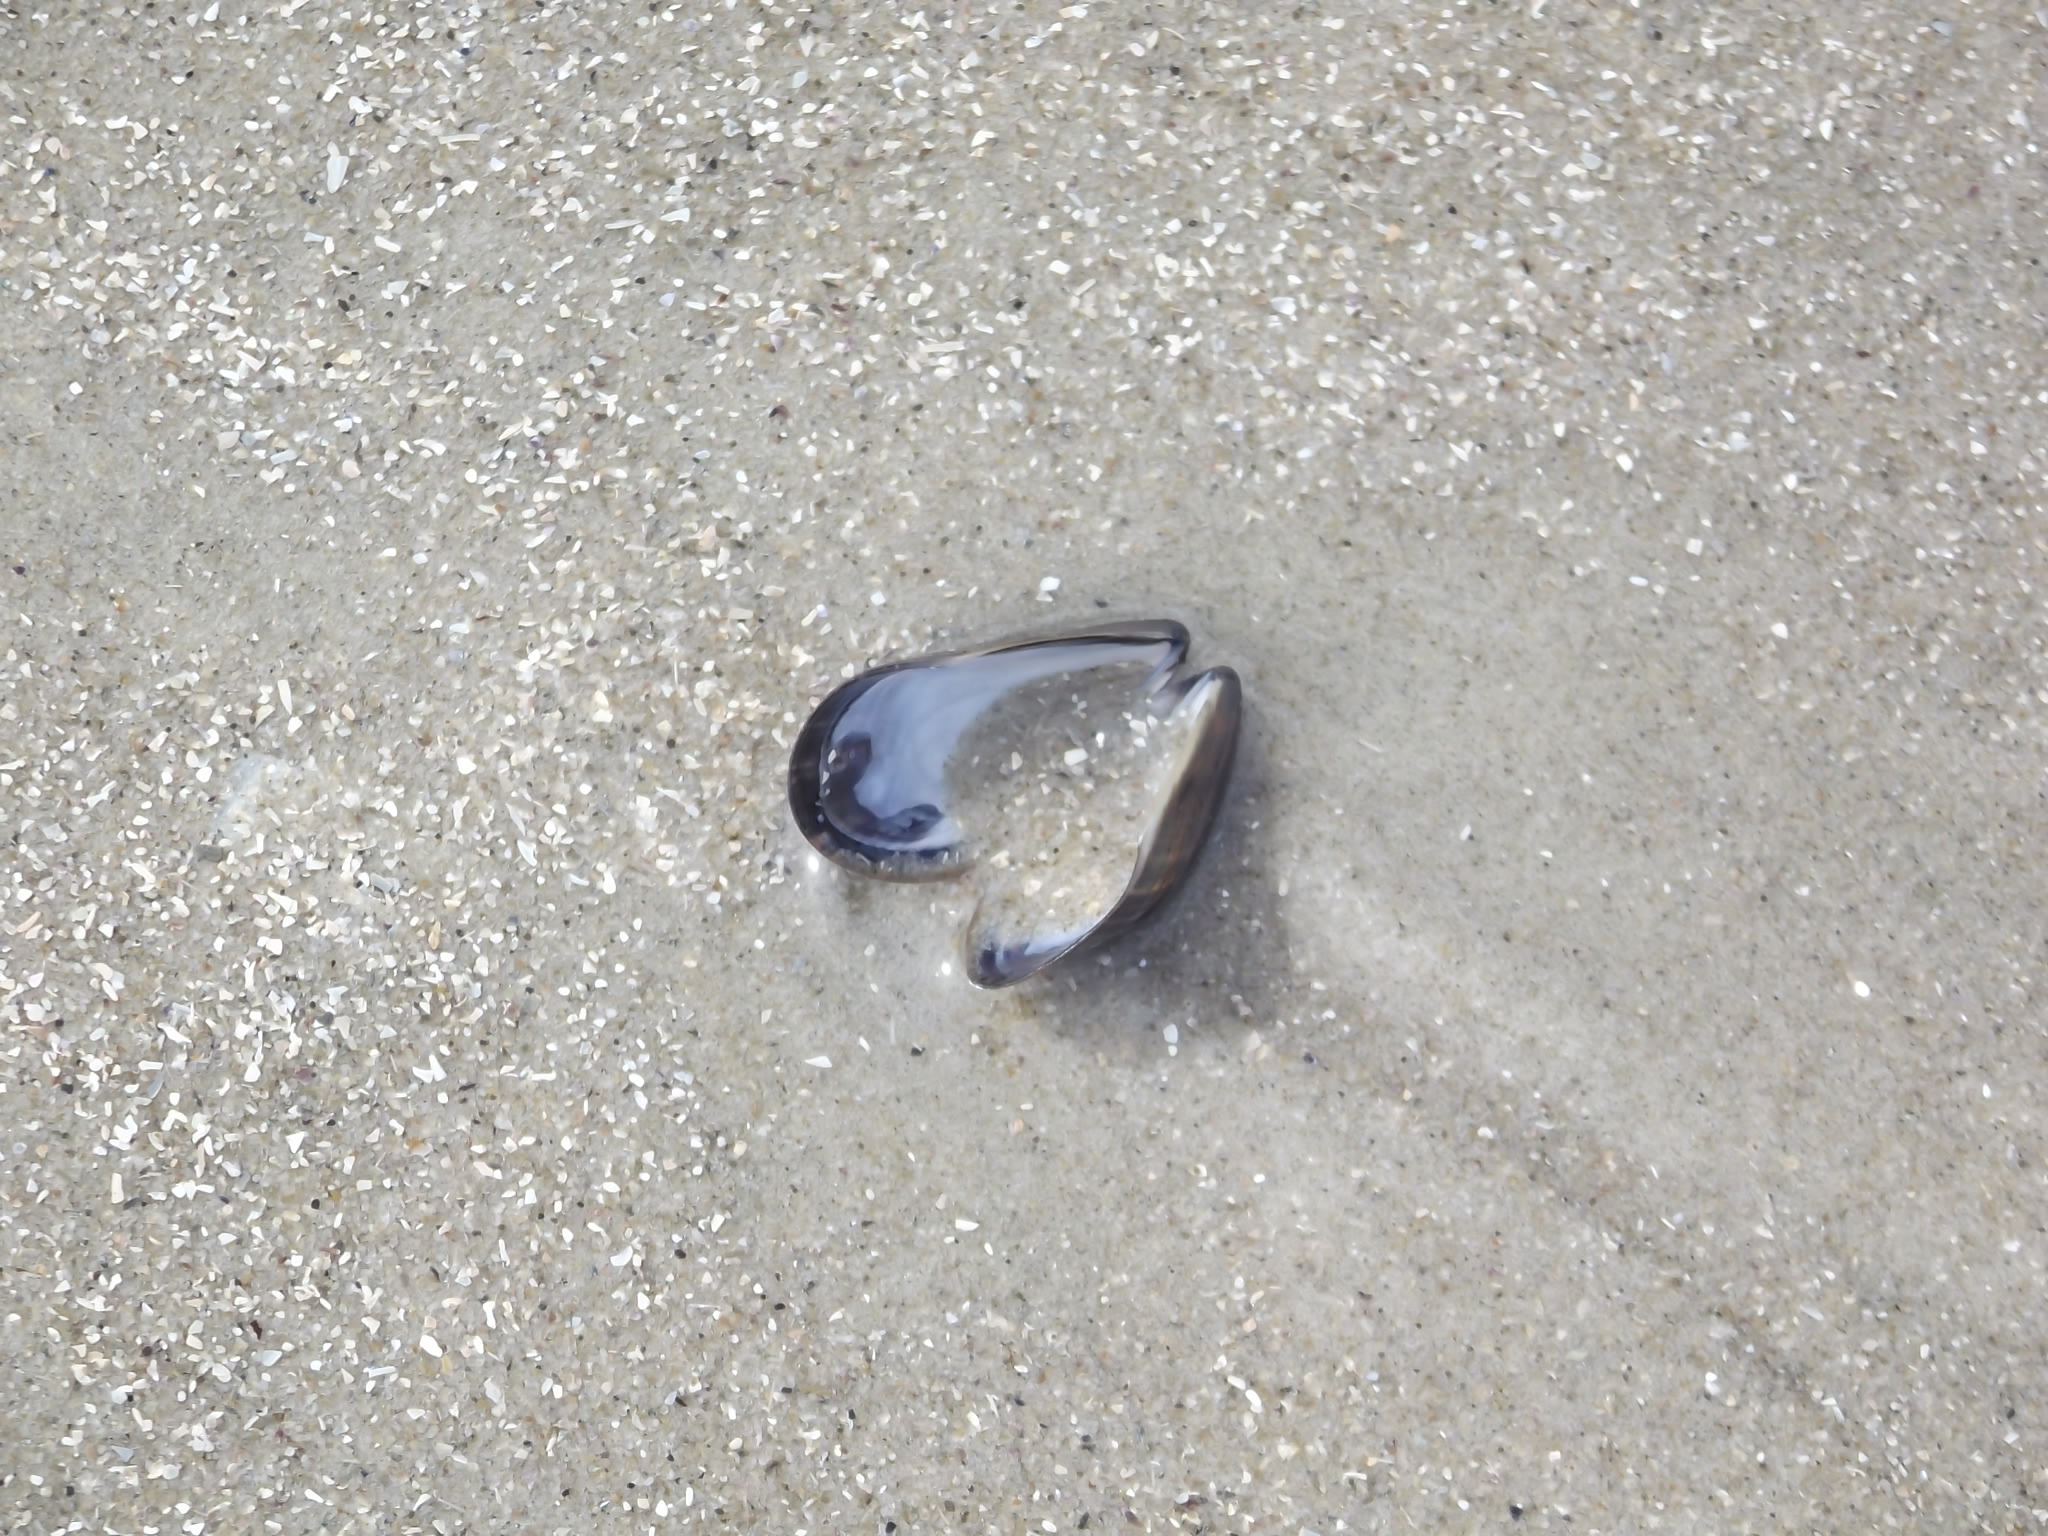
[3,0,2046,1531]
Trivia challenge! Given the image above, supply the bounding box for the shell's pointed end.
[963,923,1092,990]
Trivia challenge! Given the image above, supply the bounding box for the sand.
[3,0,2046,1531]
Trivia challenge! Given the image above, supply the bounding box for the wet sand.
[3,1,2046,1531]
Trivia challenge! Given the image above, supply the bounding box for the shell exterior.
[788,620,1241,987]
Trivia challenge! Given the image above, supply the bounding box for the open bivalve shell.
[787,620,1242,987]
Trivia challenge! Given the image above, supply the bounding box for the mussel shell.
[964,663,1239,987]
[788,619,1241,987]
